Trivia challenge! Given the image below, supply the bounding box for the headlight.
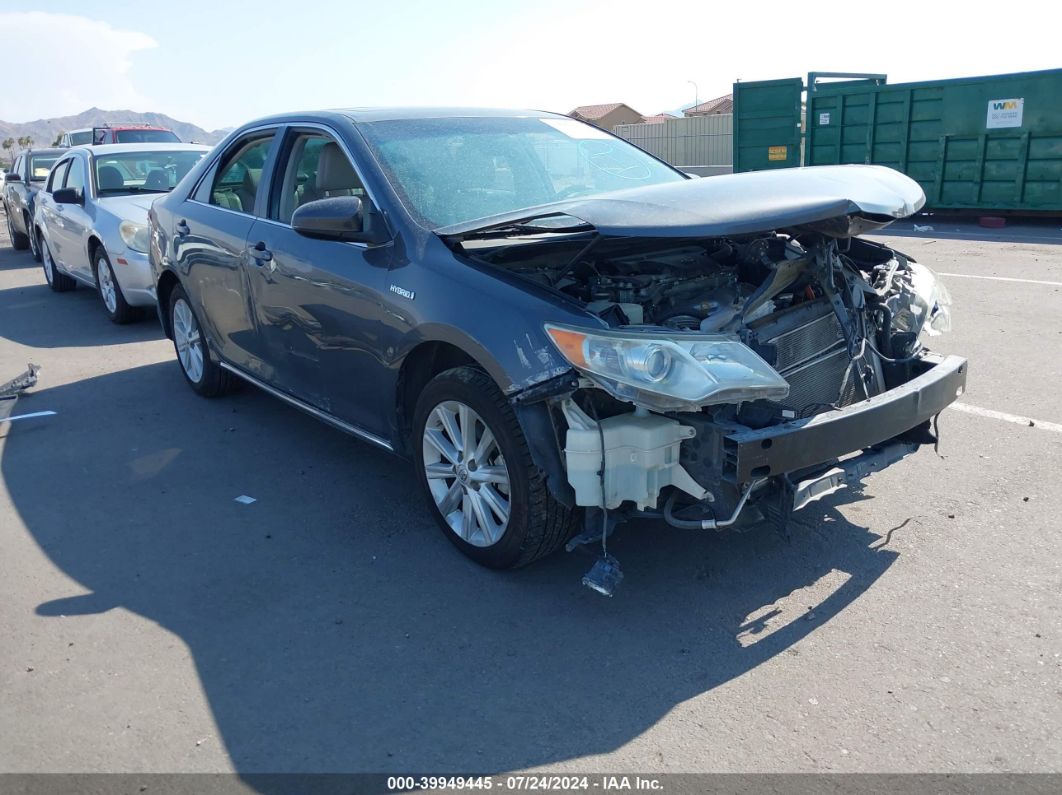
[118,220,150,253]
[893,262,952,337]
[545,324,789,412]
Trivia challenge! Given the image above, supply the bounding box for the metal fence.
[613,114,733,169]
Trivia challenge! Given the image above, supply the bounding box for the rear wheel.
[6,210,29,250]
[40,234,76,292]
[413,366,577,569]
[169,284,235,397]
[93,246,139,324]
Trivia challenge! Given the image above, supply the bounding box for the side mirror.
[292,196,377,243]
[5,172,21,182]
[53,187,84,205]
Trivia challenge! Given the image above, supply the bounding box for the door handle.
[175,220,190,236]
[248,241,273,264]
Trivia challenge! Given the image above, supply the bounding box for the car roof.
[338,107,569,123]
[232,107,571,129]
[24,148,66,157]
[81,143,211,157]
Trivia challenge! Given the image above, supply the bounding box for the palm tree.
[2,138,14,165]
[17,135,33,151]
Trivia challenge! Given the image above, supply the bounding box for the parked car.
[59,124,180,147]
[3,147,64,259]
[148,109,965,584]
[34,142,209,322]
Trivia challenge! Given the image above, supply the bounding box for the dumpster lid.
[437,165,926,240]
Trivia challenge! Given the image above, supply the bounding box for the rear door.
[733,77,804,172]
[245,126,393,434]
[38,159,71,264]
[173,129,280,375]
[54,155,93,281]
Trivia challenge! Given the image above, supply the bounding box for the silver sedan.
[33,143,210,323]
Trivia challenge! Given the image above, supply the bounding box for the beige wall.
[575,106,644,130]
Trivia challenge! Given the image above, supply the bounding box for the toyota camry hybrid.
[147,108,966,588]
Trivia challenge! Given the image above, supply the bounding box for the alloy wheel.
[172,298,205,383]
[40,239,54,285]
[421,400,511,547]
[98,258,118,313]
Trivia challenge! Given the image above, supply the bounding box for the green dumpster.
[735,68,1062,213]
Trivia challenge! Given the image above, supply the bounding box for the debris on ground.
[913,224,935,232]
[234,495,257,505]
[0,363,40,398]
[1,364,56,424]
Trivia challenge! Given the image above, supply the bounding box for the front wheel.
[94,247,139,324]
[169,284,235,397]
[413,366,577,569]
[27,216,41,261]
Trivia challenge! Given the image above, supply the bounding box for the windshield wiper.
[457,220,592,241]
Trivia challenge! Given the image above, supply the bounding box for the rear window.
[67,131,93,146]
[114,130,181,144]
[29,155,59,181]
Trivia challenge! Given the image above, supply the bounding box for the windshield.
[67,131,93,146]
[358,116,685,229]
[28,155,60,182]
[94,150,206,195]
[114,129,181,144]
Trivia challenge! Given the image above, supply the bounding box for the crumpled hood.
[438,165,926,239]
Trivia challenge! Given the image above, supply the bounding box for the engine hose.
[664,479,765,531]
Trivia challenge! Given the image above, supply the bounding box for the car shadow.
[0,235,44,270]
[4,362,899,785]
[0,282,164,347]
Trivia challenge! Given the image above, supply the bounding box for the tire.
[39,233,76,292]
[168,284,235,397]
[412,366,577,569]
[27,214,41,261]
[93,246,139,324]
[6,209,29,250]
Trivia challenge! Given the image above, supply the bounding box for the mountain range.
[0,108,230,150]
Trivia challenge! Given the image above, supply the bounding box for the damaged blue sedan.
[148,108,966,590]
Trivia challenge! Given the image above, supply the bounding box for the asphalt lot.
[0,218,1059,779]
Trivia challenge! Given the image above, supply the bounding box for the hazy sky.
[2,1,1058,130]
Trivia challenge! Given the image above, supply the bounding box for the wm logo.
[992,101,1019,110]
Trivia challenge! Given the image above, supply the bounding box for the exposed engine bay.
[469,230,951,424]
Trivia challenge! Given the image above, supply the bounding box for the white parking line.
[949,402,1062,433]
[937,272,1062,287]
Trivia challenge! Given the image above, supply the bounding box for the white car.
[33,143,209,322]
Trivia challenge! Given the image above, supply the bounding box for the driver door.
[245,128,393,435]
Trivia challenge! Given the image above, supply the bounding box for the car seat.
[97,165,124,191]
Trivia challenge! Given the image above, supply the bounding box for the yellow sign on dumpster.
[768,145,788,161]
